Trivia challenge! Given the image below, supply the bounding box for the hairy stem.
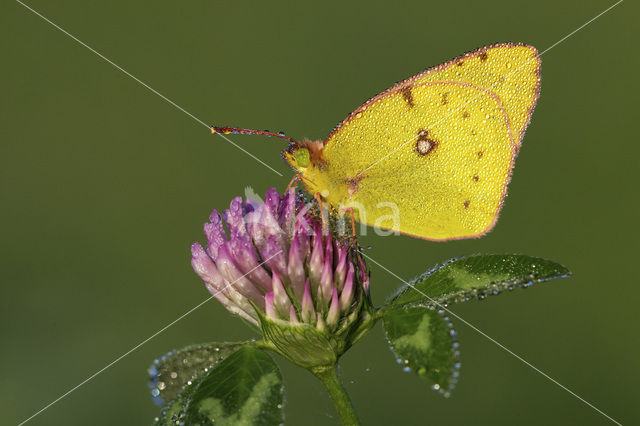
[311,365,360,426]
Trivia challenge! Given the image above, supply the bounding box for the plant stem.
[311,365,360,426]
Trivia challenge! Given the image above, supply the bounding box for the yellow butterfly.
[213,43,541,241]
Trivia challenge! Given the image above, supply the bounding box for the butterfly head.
[283,139,326,172]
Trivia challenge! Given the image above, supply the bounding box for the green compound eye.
[294,147,311,167]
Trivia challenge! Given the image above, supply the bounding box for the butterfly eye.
[294,147,311,168]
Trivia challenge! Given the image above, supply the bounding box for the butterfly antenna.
[211,126,298,144]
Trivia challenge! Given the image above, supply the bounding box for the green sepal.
[256,298,377,369]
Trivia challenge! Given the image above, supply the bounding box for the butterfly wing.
[306,82,514,240]
[325,44,540,149]
[307,44,540,240]
[411,43,540,147]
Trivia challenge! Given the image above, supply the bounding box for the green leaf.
[148,341,247,406]
[388,254,571,309]
[383,307,459,395]
[157,346,284,426]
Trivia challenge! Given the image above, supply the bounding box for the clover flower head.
[191,188,372,366]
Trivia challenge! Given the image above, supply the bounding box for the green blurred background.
[2,0,638,424]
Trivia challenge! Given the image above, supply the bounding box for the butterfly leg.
[339,207,358,238]
[314,192,330,235]
[339,206,369,286]
[286,174,303,191]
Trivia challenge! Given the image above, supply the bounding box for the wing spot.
[401,87,415,108]
[462,111,470,119]
[479,52,488,61]
[477,151,484,158]
[441,92,449,105]
[472,175,479,182]
[456,60,464,67]
[415,129,437,156]
[464,201,470,209]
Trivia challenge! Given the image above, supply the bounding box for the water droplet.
[402,366,412,373]
[151,388,160,397]
[158,381,166,390]
[418,367,427,376]
[432,383,440,391]
[365,367,371,372]
[149,365,159,378]
[170,371,178,379]
[396,358,403,364]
